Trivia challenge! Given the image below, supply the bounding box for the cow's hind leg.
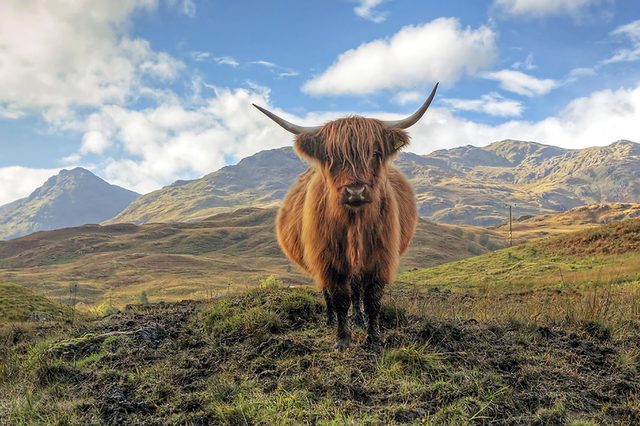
[323,288,336,326]
[350,278,366,328]
[363,277,384,352]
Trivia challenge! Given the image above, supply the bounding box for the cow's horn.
[253,104,321,135]
[382,82,439,129]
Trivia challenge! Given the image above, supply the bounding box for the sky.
[1,0,640,205]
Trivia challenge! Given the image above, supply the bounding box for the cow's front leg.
[323,287,336,326]
[350,278,366,328]
[329,285,351,351]
[363,276,384,352]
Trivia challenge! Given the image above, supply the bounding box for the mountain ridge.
[109,139,640,227]
[0,167,140,240]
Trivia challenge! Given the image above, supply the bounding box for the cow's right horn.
[253,104,321,135]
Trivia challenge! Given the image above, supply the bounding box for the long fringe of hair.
[319,117,394,180]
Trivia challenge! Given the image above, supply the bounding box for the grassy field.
[0,207,505,309]
[0,282,72,323]
[396,218,640,331]
[1,284,639,424]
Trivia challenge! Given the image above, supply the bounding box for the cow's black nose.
[343,184,369,206]
[345,184,366,197]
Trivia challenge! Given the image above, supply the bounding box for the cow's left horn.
[382,82,439,129]
[253,104,321,135]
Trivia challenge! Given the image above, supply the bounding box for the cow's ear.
[386,128,410,153]
[295,133,326,162]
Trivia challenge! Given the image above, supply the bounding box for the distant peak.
[59,166,91,174]
[610,139,638,146]
[486,139,545,148]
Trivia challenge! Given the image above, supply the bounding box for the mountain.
[108,140,640,227]
[109,147,307,224]
[0,207,504,306]
[0,168,140,240]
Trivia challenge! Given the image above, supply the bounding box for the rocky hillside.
[108,148,306,224]
[2,285,639,424]
[0,168,140,240]
[109,140,640,226]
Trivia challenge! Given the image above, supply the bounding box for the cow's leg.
[323,287,336,326]
[329,285,351,351]
[363,277,384,351]
[350,278,366,328]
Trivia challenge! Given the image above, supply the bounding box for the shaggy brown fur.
[276,117,417,350]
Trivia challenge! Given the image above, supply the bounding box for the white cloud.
[0,106,24,120]
[251,61,277,68]
[567,67,597,82]
[603,20,640,64]
[191,51,210,62]
[303,18,496,96]
[0,0,183,121]
[441,93,523,117]
[215,56,240,67]
[512,53,536,70]
[69,84,303,193]
[354,0,389,23]
[403,84,640,153]
[483,69,558,96]
[493,0,608,18]
[0,167,62,206]
[190,53,240,67]
[392,91,424,105]
[167,0,196,17]
[250,60,299,79]
[80,131,112,155]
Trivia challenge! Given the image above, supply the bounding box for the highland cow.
[254,83,438,351]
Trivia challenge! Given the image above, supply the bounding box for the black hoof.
[334,337,352,352]
[364,334,382,352]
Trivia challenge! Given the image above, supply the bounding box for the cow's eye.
[374,151,383,159]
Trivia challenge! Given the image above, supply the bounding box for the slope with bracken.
[0,208,504,307]
[493,202,640,243]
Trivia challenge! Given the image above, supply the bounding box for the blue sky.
[1,0,639,204]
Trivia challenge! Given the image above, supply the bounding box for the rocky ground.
[1,286,639,425]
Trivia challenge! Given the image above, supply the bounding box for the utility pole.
[505,204,514,247]
[509,205,513,247]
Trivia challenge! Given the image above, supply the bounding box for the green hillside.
[400,218,640,291]
[0,282,71,323]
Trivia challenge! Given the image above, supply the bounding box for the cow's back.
[276,168,315,272]
[388,166,417,255]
